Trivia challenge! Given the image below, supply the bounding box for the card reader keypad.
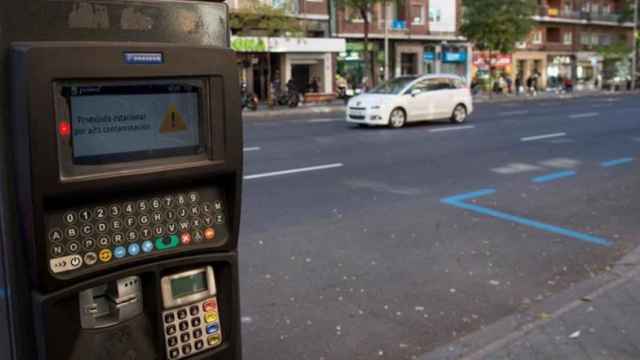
[163,297,222,359]
[47,188,227,276]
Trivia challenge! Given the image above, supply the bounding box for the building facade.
[228,0,346,100]
[510,0,635,90]
[334,0,472,89]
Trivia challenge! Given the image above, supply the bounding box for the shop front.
[576,52,603,90]
[337,41,384,90]
[547,54,574,89]
[512,51,547,89]
[231,36,346,100]
[394,42,472,84]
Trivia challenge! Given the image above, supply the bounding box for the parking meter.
[0,2,242,360]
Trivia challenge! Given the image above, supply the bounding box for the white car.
[346,74,473,128]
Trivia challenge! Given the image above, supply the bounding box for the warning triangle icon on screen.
[160,104,188,133]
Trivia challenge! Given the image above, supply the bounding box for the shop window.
[547,27,561,43]
[563,31,573,45]
[532,31,543,45]
[411,5,425,25]
[602,3,610,14]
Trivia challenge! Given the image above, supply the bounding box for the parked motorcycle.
[240,82,258,111]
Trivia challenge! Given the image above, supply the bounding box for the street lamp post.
[384,0,390,81]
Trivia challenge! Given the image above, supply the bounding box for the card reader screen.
[171,272,207,299]
[66,82,205,164]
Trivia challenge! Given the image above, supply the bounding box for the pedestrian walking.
[515,74,523,96]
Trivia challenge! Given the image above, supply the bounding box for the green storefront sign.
[231,38,267,52]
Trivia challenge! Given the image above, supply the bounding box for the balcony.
[537,6,624,24]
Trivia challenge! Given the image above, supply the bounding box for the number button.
[65,226,79,239]
[109,205,121,217]
[138,214,150,226]
[195,339,204,350]
[180,333,190,343]
[79,209,92,222]
[193,329,203,339]
[140,227,152,240]
[190,206,200,217]
[137,200,148,213]
[126,231,138,242]
[169,348,179,359]
[182,344,192,355]
[191,318,201,327]
[164,313,175,324]
[111,219,123,231]
[188,192,199,203]
[98,236,110,248]
[176,194,187,206]
[125,216,137,228]
[177,207,188,218]
[167,336,178,347]
[151,198,161,210]
[166,324,177,335]
[63,211,77,225]
[83,238,96,250]
[81,223,94,236]
[179,321,189,332]
[96,222,108,233]
[152,212,162,224]
[177,309,187,320]
[190,305,200,316]
[201,202,213,214]
[50,244,65,257]
[48,228,63,242]
[67,241,80,254]
[95,207,107,220]
[123,202,135,215]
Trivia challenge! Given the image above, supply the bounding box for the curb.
[417,243,640,360]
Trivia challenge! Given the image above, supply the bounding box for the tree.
[229,0,304,105]
[460,0,537,85]
[334,0,383,88]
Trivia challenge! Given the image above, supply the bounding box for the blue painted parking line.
[532,170,576,183]
[601,157,633,167]
[441,189,613,247]
[0,288,6,299]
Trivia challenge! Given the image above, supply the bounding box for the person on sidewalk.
[515,74,523,96]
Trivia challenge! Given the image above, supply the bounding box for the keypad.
[162,297,222,360]
[46,188,227,276]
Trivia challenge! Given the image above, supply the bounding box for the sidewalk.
[419,244,640,360]
[242,89,637,120]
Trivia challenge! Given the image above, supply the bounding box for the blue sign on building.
[391,20,406,30]
[423,52,435,61]
[443,52,467,63]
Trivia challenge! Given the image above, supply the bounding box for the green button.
[155,235,179,250]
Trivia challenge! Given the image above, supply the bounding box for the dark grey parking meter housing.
[3,40,242,360]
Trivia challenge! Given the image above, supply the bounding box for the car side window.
[409,79,431,93]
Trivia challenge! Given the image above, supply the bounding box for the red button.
[203,299,217,312]
[180,232,192,245]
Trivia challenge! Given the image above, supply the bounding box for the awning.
[231,36,346,53]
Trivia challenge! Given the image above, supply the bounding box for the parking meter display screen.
[67,82,205,164]
[171,272,207,299]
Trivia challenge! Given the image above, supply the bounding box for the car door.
[429,78,457,119]
[404,79,434,121]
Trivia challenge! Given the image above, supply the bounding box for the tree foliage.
[229,0,304,36]
[460,0,537,54]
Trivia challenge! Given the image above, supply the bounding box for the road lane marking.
[429,125,475,133]
[441,189,612,247]
[309,118,340,123]
[491,163,542,175]
[569,112,599,119]
[532,170,576,183]
[498,110,530,116]
[539,158,581,169]
[520,132,566,142]
[244,163,343,180]
[243,147,261,152]
[601,157,634,167]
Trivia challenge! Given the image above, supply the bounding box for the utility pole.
[632,0,638,90]
[384,0,390,81]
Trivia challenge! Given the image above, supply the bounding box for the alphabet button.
[48,228,63,242]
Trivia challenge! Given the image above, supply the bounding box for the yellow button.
[207,333,221,346]
[98,249,112,262]
[204,311,218,323]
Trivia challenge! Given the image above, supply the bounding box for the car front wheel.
[450,104,467,124]
[389,108,406,128]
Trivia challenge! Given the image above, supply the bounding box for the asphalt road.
[239,94,640,360]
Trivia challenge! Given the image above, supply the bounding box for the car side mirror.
[410,88,421,96]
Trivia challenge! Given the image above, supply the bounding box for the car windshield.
[369,77,417,94]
